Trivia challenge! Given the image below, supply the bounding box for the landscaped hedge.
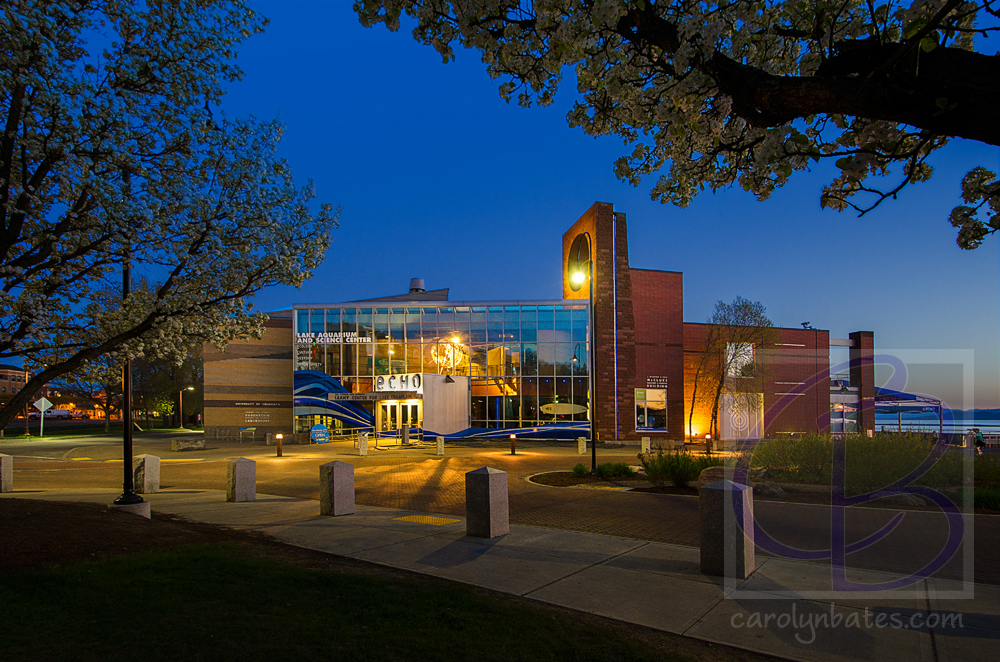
[732,432,993,497]
[639,448,723,488]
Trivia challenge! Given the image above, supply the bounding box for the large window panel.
[310,309,325,334]
[405,344,422,373]
[421,308,438,338]
[520,343,538,376]
[487,307,503,342]
[357,309,373,338]
[470,307,487,343]
[327,345,341,377]
[504,307,521,342]
[405,308,422,341]
[555,344,574,375]
[537,341,556,375]
[374,343,390,375]
[342,344,358,377]
[554,307,572,343]
[571,306,589,343]
[325,309,340,333]
[470,345,488,377]
[520,306,537,341]
[358,341,373,376]
[342,308,357,335]
[389,308,404,341]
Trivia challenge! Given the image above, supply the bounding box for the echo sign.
[375,373,423,394]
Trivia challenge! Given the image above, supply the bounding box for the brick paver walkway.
[8,438,997,585]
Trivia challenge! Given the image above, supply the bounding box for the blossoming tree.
[356,0,1000,247]
[0,1,339,428]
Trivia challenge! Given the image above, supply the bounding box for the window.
[635,388,667,431]
[726,342,755,378]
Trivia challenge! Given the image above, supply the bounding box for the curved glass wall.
[294,302,590,430]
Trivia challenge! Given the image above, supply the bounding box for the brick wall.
[683,324,832,438]
[850,331,876,434]
[203,315,293,439]
[631,269,685,439]
[562,202,636,441]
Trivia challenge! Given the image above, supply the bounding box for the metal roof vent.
[409,278,425,293]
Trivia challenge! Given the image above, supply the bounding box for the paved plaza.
[3,432,1000,661]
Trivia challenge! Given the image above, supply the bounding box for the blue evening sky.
[225,1,1000,409]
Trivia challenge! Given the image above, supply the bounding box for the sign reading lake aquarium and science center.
[375,373,423,394]
[296,331,372,344]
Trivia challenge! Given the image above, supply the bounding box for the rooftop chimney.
[409,278,425,293]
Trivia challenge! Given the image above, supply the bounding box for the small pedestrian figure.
[974,427,986,456]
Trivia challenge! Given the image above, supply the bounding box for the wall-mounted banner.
[296,331,372,344]
[375,373,423,394]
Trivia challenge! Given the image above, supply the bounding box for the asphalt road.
[3,432,994,585]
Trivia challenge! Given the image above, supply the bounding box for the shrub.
[593,462,636,479]
[844,432,955,495]
[745,432,968,493]
[640,449,722,488]
[974,453,1000,490]
[955,487,1000,510]
[746,435,832,483]
[571,463,590,478]
[975,488,1000,510]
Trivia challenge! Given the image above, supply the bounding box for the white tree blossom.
[356,0,1000,247]
[0,0,339,427]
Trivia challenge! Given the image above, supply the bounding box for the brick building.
[562,201,874,442]
[204,201,874,441]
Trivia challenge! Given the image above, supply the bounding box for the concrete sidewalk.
[3,488,998,662]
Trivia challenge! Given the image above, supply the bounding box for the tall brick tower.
[562,202,636,441]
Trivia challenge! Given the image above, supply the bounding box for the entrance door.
[400,403,420,429]
[379,403,398,433]
[378,401,421,435]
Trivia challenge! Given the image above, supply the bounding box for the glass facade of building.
[293,301,590,431]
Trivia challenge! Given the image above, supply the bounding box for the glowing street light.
[568,231,597,471]
[178,386,194,428]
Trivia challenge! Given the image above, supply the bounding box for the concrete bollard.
[171,438,205,451]
[226,457,256,502]
[465,467,509,538]
[436,436,444,456]
[319,461,355,516]
[359,432,368,457]
[699,479,754,579]
[0,453,12,493]
[577,437,587,455]
[641,437,651,454]
[132,454,160,494]
[401,427,410,444]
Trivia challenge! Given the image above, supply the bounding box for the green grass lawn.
[1,544,689,662]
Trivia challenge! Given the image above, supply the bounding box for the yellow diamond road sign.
[34,397,52,412]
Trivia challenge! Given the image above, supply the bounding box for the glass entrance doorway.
[378,399,422,436]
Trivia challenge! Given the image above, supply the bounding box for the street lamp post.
[114,254,142,508]
[178,386,194,429]
[570,232,597,472]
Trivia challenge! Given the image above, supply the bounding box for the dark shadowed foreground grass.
[0,543,689,662]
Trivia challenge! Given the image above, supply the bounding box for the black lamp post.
[114,254,143,507]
